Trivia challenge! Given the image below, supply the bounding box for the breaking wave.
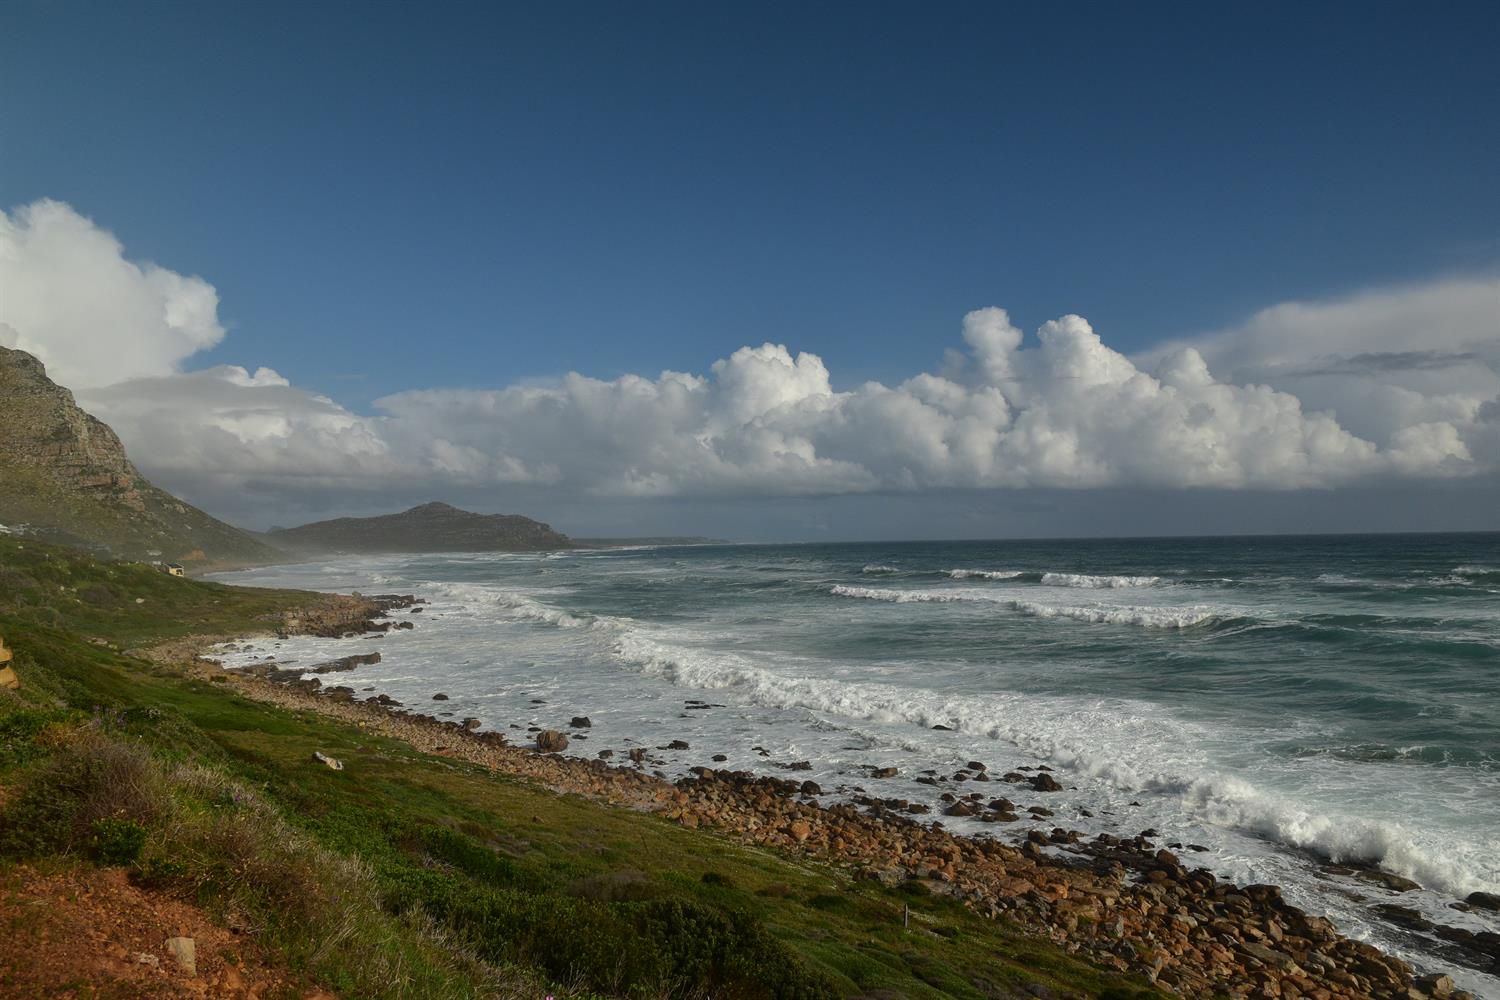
[424,580,599,630]
[831,584,978,603]
[1009,600,1222,628]
[830,585,1226,628]
[861,564,899,574]
[946,568,1024,580]
[1041,572,1161,588]
[607,629,1489,898]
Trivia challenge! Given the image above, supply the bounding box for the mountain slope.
[268,501,573,553]
[0,345,278,564]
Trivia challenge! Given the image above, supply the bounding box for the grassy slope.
[0,538,1164,1000]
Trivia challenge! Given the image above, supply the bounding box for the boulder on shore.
[536,730,569,753]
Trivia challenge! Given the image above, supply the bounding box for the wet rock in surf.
[570,716,592,728]
[1354,869,1420,893]
[1029,772,1062,792]
[308,651,382,673]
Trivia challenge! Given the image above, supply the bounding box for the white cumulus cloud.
[0,200,225,389]
[3,199,1497,526]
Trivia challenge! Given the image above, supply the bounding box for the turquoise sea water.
[215,532,1500,991]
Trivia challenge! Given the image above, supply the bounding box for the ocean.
[210,532,1500,994]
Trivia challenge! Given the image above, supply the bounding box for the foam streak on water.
[210,534,1500,994]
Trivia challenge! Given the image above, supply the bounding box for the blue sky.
[2,2,1498,536]
[5,2,1497,404]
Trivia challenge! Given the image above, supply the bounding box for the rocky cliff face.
[0,347,148,511]
[0,345,278,564]
[268,501,573,553]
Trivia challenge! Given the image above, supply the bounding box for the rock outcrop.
[0,633,17,690]
[267,501,572,553]
[0,346,277,564]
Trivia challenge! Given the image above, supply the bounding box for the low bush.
[89,816,148,865]
[408,878,837,999]
[0,734,165,858]
[0,707,83,767]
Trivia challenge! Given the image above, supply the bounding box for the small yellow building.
[165,563,186,577]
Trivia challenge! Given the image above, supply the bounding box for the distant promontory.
[266,501,573,553]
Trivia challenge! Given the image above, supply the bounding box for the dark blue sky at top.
[3,1,1497,409]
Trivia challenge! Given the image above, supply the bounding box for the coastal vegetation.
[0,536,1168,998]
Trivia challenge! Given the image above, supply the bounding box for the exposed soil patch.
[0,863,324,999]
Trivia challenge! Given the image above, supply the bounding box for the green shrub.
[0,707,82,766]
[90,816,147,865]
[132,852,189,888]
[424,886,837,999]
[79,583,124,608]
[0,735,164,858]
[419,824,525,887]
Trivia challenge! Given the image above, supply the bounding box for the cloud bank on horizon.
[4,199,1498,524]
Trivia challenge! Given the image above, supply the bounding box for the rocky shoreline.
[168,592,1490,1000]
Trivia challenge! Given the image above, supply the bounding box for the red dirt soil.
[0,863,333,999]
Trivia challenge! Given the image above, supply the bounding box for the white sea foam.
[831,584,1224,628]
[1454,565,1499,578]
[1041,572,1160,588]
[946,568,1023,580]
[831,584,976,602]
[493,593,590,629]
[423,580,599,630]
[861,564,899,574]
[605,627,1493,899]
[1009,600,1222,628]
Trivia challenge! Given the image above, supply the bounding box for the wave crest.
[1041,572,1160,588]
[607,629,1489,898]
[1010,599,1221,628]
[831,585,1226,628]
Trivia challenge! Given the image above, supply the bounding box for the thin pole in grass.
[903,903,909,929]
